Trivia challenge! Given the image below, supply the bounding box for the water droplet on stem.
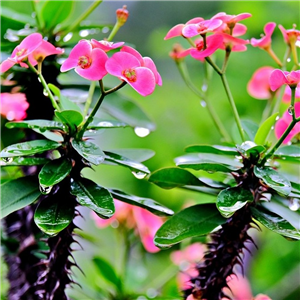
[288,106,293,115]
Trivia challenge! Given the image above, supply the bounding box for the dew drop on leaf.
[131,171,147,179]
[39,184,53,195]
[1,157,13,163]
[134,127,150,137]
[200,100,207,107]
[289,198,299,211]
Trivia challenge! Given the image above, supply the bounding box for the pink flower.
[164,17,204,39]
[92,200,163,253]
[269,69,300,91]
[0,93,29,121]
[278,24,300,46]
[275,102,300,144]
[0,33,43,73]
[220,33,249,51]
[182,19,223,38]
[105,50,157,96]
[282,83,300,103]
[169,43,189,62]
[212,12,252,27]
[251,22,276,49]
[90,39,124,52]
[116,5,129,26]
[247,66,275,99]
[60,39,108,81]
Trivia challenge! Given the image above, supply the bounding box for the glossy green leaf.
[1,156,49,166]
[175,153,242,173]
[254,113,279,145]
[6,119,66,131]
[1,176,40,218]
[251,206,300,240]
[254,166,292,196]
[55,110,83,132]
[70,178,114,219]
[1,7,35,25]
[87,118,129,130]
[107,148,155,162]
[185,144,238,156]
[104,151,150,174]
[237,141,266,157]
[32,128,64,142]
[34,196,74,236]
[274,145,300,162]
[41,1,73,31]
[38,158,72,187]
[148,167,208,189]
[216,187,253,218]
[154,204,226,249]
[109,189,174,217]
[241,119,259,141]
[71,140,105,165]
[102,93,155,131]
[93,257,122,292]
[0,140,61,157]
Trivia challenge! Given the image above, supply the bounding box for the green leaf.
[175,153,242,173]
[32,128,64,142]
[102,92,155,131]
[38,158,72,188]
[93,257,122,292]
[41,1,74,31]
[0,140,61,157]
[71,140,105,165]
[241,119,259,141]
[1,177,40,218]
[254,113,279,145]
[185,144,238,156]
[55,110,83,132]
[1,7,35,25]
[251,206,300,240]
[216,187,253,218]
[274,145,300,162]
[254,166,292,196]
[108,189,174,217]
[154,204,225,249]
[106,148,155,162]
[237,141,266,158]
[148,167,208,189]
[70,178,114,219]
[34,196,74,236]
[6,119,66,131]
[1,157,49,166]
[104,151,149,175]
[87,118,129,130]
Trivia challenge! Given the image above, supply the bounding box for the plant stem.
[27,61,60,112]
[205,56,222,75]
[267,47,283,67]
[220,74,245,142]
[83,80,97,117]
[107,23,121,41]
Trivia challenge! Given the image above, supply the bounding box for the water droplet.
[38,78,41,82]
[271,126,274,130]
[201,84,208,92]
[134,127,150,137]
[200,100,207,107]
[2,157,13,163]
[289,199,299,211]
[287,57,291,62]
[146,288,158,299]
[63,32,73,42]
[79,29,89,37]
[43,89,48,97]
[296,40,300,47]
[39,184,53,195]
[275,115,280,121]
[288,106,293,115]
[102,26,109,33]
[31,12,36,18]
[6,111,15,121]
[131,171,147,179]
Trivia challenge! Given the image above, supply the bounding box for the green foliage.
[254,113,279,145]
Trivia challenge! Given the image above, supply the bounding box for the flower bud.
[116,5,129,26]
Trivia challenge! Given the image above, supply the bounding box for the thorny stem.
[26,61,60,112]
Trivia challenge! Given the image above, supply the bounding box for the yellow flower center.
[78,56,91,69]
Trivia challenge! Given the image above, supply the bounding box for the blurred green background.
[1,1,299,299]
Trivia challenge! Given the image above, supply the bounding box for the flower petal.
[128,67,156,96]
[164,24,185,39]
[0,59,16,73]
[269,69,288,91]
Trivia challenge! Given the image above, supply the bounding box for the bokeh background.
[1,1,299,299]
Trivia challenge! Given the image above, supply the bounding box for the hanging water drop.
[288,106,293,115]
[131,171,147,179]
[63,32,73,42]
[43,89,49,97]
[201,83,208,92]
[39,184,53,195]
[287,57,291,63]
[134,127,150,137]
[289,199,299,211]
[1,157,13,163]
[200,100,207,107]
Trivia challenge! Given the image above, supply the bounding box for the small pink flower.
[90,39,124,52]
[275,102,300,144]
[269,69,300,91]
[105,51,156,96]
[212,12,252,27]
[251,22,276,49]
[164,17,204,39]
[247,66,275,99]
[278,24,300,46]
[92,200,163,253]
[169,43,189,62]
[60,39,108,81]
[0,93,29,121]
[282,84,300,103]
[220,33,249,51]
[0,33,43,73]
[215,22,248,37]
[182,19,223,38]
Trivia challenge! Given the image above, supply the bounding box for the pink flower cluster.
[165,12,251,61]
[92,199,164,253]
[172,243,272,300]
[61,39,162,96]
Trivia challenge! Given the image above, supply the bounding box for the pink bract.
[269,69,300,91]
[164,17,204,39]
[105,51,156,96]
[0,92,29,121]
[251,22,276,49]
[60,39,108,81]
[0,33,43,73]
[282,84,300,103]
[247,66,275,99]
[275,102,300,144]
[278,24,300,45]
[182,19,223,38]
[219,33,249,51]
[90,39,124,52]
[212,12,252,25]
